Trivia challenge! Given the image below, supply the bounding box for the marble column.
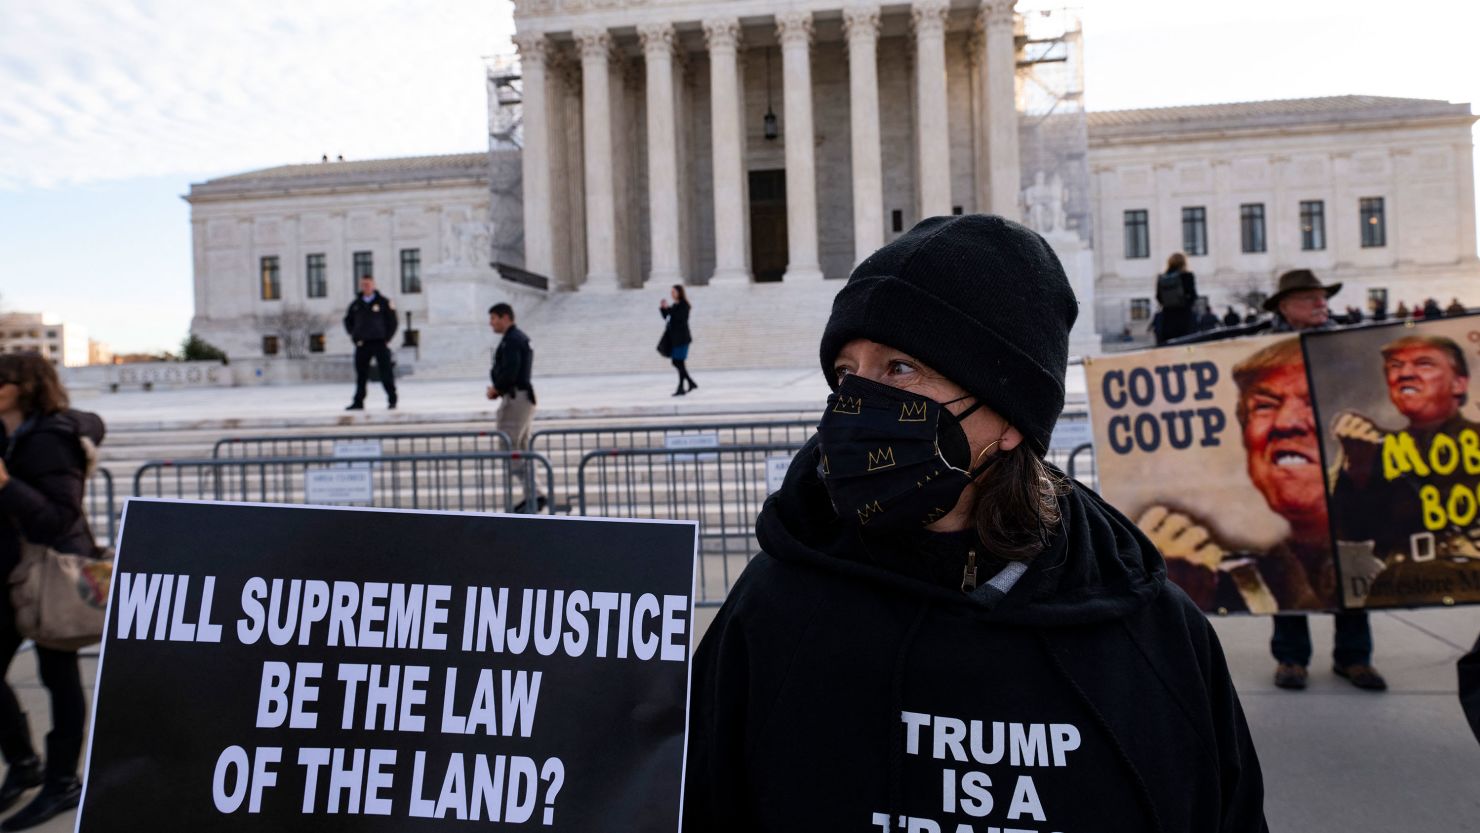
[513,33,554,279]
[575,27,619,289]
[844,4,884,263]
[979,0,1020,219]
[639,22,683,284]
[703,18,751,284]
[913,0,953,218]
[776,10,823,281]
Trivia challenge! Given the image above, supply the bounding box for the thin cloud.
[0,0,516,190]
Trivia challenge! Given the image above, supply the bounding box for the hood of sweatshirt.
[756,435,1164,626]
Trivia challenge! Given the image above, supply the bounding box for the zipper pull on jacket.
[961,550,978,593]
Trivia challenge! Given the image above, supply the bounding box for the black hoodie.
[684,438,1266,832]
[0,408,106,573]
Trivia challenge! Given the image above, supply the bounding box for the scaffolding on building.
[1015,4,1091,247]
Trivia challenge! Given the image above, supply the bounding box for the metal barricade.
[212,430,512,460]
[87,468,117,544]
[533,418,815,511]
[133,452,555,515]
[578,444,805,607]
[1066,443,1098,492]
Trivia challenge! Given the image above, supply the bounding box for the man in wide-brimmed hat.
[1265,269,1342,332]
[1256,269,1386,692]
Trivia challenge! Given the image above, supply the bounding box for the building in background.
[0,312,90,367]
[87,339,113,366]
[182,1,1478,374]
[1090,95,1480,337]
[183,153,495,361]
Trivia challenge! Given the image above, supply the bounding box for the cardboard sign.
[304,469,374,505]
[1305,317,1480,608]
[79,501,698,832]
[1086,335,1338,613]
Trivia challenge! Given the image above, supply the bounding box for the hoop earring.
[972,438,1003,469]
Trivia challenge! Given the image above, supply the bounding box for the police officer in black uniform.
[344,274,399,410]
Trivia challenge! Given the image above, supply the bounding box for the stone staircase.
[415,279,844,379]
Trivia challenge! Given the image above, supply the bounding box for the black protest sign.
[78,500,696,832]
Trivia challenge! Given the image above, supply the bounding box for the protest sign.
[1085,335,1339,613]
[1305,315,1480,608]
[78,500,697,832]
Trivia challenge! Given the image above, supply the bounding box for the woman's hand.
[660,299,669,310]
[0,459,8,491]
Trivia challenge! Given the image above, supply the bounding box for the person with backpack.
[1153,252,1198,344]
[0,354,105,829]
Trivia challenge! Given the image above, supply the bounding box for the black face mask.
[816,374,998,534]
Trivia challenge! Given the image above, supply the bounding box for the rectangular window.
[1300,200,1326,251]
[400,249,422,294]
[1181,207,1207,256]
[353,251,374,289]
[1368,288,1388,314]
[306,253,327,298]
[308,333,326,353]
[260,256,281,301]
[1360,197,1386,247]
[891,210,904,233]
[1123,210,1150,259]
[1130,298,1152,322]
[262,335,280,356]
[1239,203,1266,254]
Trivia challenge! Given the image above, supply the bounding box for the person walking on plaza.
[487,303,540,510]
[659,285,698,397]
[1223,305,1242,327]
[1261,269,1386,691]
[685,216,1266,831]
[343,274,398,411]
[1447,297,1468,317]
[0,354,103,830]
[1153,251,1198,344]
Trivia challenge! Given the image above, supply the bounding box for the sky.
[0,0,1475,354]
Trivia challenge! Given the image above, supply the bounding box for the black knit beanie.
[819,214,1078,457]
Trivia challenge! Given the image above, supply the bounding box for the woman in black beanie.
[684,215,1266,832]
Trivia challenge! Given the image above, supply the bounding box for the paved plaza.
[69,366,1090,432]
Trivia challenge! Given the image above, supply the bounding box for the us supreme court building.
[185,1,1478,370]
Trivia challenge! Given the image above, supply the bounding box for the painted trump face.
[1385,345,1466,429]
[1242,362,1327,530]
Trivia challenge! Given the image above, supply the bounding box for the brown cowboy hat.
[1263,269,1342,312]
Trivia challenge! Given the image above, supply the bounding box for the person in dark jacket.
[343,275,399,411]
[487,303,540,510]
[0,354,104,830]
[1223,306,1241,327]
[1153,252,1198,344]
[684,215,1266,833]
[659,285,697,397]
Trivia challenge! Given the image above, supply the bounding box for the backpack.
[1156,271,1191,310]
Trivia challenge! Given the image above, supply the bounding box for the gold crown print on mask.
[856,500,884,525]
[899,401,928,422]
[866,447,897,471]
[833,395,863,415]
